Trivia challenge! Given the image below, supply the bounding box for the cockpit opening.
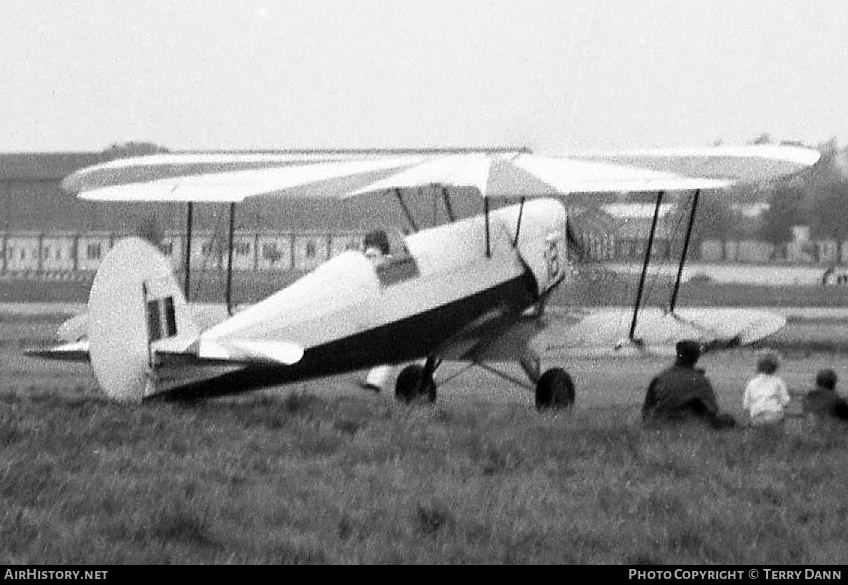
[363,229,419,286]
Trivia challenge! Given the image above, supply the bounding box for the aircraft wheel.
[395,364,437,404]
[535,367,575,411]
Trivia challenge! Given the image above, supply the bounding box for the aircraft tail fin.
[87,237,199,401]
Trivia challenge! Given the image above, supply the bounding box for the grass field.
[3,311,848,564]
[2,391,848,564]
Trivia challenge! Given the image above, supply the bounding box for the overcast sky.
[2,0,846,152]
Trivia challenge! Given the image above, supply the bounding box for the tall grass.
[1,390,847,564]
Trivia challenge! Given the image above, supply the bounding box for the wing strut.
[669,189,700,312]
[184,202,194,300]
[441,187,456,222]
[513,197,525,248]
[395,189,418,232]
[484,197,491,258]
[628,191,664,342]
[225,202,236,316]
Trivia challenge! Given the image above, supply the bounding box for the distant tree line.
[760,138,847,244]
[690,135,847,245]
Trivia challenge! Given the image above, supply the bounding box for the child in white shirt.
[743,353,790,425]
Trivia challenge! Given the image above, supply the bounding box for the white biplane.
[30,145,819,407]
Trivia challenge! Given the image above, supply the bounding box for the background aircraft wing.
[450,313,547,363]
[443,305,785,365]
[542,307,786,357]
[64,145,820,202]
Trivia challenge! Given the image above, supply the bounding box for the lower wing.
[543,307,785,357]
[453,306,784,363]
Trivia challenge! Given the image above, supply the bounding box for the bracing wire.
[597,212,639,336]
[664,195,691,307]
[639,196,688,313]
[609,197,682,336]
[193,204,223,302]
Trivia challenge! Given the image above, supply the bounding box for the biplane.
[30,145,820,408]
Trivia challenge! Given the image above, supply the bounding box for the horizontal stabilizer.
[28,336,305,369]
[26,341,90,362]
[194,338,304,365]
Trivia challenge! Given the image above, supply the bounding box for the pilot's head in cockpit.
[364,229,391,261]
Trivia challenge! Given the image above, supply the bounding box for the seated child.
[743,353,790,425]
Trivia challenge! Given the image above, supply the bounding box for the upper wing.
[498,145,820,197]
[65,153,429,202]
[63,146,820,203]
[554,145,821,186]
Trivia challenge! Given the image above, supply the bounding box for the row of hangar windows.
[0,231,365,273]
[0,229,687,274]
[13,229,825,275]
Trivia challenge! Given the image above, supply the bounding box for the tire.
[395,364,437,404]
[535,367,575,411]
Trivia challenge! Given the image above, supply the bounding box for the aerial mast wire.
[484,197,491,258]
[225,203,236,316]
[184,202,194,300]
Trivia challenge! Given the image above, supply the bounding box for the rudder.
[88,237,198,401]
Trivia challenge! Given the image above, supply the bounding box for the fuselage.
[161,198,568,399]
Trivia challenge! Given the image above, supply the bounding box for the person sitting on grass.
[803,369,848,423]
[742,352,790,425]
[642,340,736,429]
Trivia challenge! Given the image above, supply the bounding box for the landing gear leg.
[519,348,542,385]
